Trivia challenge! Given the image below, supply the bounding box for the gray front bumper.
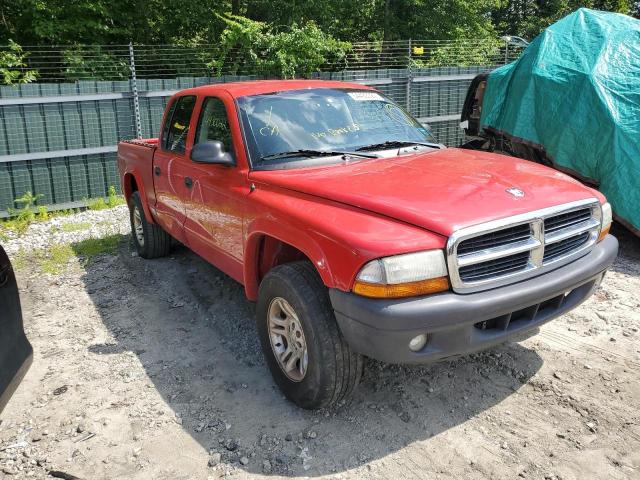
[329,235,618,364]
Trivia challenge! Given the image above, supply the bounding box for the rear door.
[152,95,197,244]
[0,245,32,413]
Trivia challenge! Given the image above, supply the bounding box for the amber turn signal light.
[597,223,611,242]
[352,276,450,299]
[597,202,612,242]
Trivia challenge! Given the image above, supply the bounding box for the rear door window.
[164,95,196,154]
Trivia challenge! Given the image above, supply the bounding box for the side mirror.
[191,141,235,166]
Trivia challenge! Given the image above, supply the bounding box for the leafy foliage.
[376,0,498,40]
[12,191,44,221]
[209,15,351,78]
[491,0,631,39]
[0,1,634,84]
[87,186,126,210]
[0,0,633,49]
[414,38,504,67]
[63,46,130,81]
[0,40,38,85]
[0,191,47,236]
[1,187,123,239]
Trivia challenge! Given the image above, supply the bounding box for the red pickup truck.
[118,80,618,409]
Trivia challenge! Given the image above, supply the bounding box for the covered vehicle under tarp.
[479,8,640,234]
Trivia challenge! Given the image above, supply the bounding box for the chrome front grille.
[459,250,530,282]
[544,208,592,234]
[457,224,532,255]
[447,199,602,293]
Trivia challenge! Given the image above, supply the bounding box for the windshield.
[237,88,437,167]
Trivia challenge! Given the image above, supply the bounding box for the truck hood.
[249,148,600,237]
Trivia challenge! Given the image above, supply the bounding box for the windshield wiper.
[355,140,441,151]
[260,149,377,162]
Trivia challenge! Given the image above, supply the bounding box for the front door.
[152,95,197,244]
[182,95,247,282]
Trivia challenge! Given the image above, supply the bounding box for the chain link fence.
[0,40,524,215]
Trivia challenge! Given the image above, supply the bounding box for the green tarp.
[481,8,640,233]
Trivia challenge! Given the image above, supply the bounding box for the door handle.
[154,166,161,176]
[184,176,193,188]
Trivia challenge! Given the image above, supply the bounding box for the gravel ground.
[1,205,129,256]
[0,208,639,480]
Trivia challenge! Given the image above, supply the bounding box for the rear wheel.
[129,191,171,259]
[256,262,363,409]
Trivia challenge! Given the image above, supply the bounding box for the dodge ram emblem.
[506,187,525,198]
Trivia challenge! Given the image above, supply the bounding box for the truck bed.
[117,138,160,214]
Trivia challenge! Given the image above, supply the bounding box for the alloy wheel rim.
[133,206,145,247]
[268,297,308,382]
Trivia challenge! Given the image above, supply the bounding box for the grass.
[59,221,92,233]
[72,234,123,258]
[9,250,28,271]
[1,192,49,237]
[1,185,125,238]
[87,186,126,211]
[1,208,50,237]
[10,234,126,275]
[3,186,128,274]
[87,197,109,210]
[1,208,78,238]
[40,244,75,274]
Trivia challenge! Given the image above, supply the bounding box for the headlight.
[352,250,449,298]
[598,202,612,242]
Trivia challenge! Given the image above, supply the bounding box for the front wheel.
[256,262,363,409]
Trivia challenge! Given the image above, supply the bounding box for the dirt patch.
[1,217,639,479]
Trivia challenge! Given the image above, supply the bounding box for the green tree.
[0,40,37,85]
[62,46,130,81]
[0,0,634,57]
[416,38,503,67]
[492,0,630,39]
[1,0,164,45]
[375,0,498,40]
[209,14,351,78]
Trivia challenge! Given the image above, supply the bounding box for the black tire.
[129,191,172,259]
[256,261,363,409]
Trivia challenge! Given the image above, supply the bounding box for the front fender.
[244,223,333,301]
[242,187,447,301]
